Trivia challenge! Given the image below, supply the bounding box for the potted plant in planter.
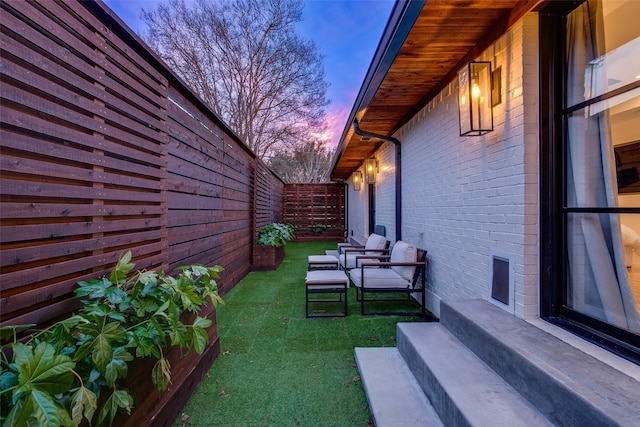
[0,251,223,427]
[252,223,295,271]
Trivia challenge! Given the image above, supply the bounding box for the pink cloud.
[325,103,353,150]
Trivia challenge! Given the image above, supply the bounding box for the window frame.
[539,0,640,362]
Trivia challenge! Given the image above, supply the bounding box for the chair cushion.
[390,241,417,281]
[338,253,359,269]
[339,253,381,270]
[350,268,411,289]
[306,270,349,284]
[338,233,386,269]
[308,255,338,264]
[364,233,387,255]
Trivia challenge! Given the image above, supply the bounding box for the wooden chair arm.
[341,246,366,255]
[360,261,426,268]
[355,254,391,261]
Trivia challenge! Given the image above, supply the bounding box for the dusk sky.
[103,0,395,148]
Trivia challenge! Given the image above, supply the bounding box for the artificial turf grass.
[173,242,425,427]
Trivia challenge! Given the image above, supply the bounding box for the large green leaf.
[4,388,73,427]
[135,271,158,290]
[190,317,212,355]
[80,304,126,322]
[96,389,133,427]
[103,347,132,387]
[151,357,171,391]
[103,286,130,309]
[130,324,162,358]
[70,385,98,426]
[76,319,126,372]
[168,318,188,349]
[192,316,212,330]
[29,389,73,427]
[174,276,203,311]
[13,342,75,399]
[109,251,135,284]
[75,278,114,301]
[0,324,35,343]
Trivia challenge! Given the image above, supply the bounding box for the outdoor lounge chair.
[349,240,427,317]
[337,233,389,270]
[325,225,386,258]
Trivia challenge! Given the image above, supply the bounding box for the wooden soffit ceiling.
[331,0,545,181]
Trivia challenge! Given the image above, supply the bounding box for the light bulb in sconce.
[352,171,363,191]
[472,83,481,98]
[365,158,378,183]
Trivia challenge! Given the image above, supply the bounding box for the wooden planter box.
[293,229,345,242]
[252,244,285,271]
[114,308,220,427]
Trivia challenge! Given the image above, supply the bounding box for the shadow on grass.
[174,242,429,427]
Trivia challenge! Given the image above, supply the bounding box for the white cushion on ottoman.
[350,268,411,289]
[306,270,349,288]
[308,255,339,269]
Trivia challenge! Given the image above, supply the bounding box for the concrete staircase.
[355,299,640,427]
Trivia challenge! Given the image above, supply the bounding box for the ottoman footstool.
[305,270,349,318]
[308,254,339,270]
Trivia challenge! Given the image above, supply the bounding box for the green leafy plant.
[0,251,223,427]
[255,223,295,247]
[311,223,326,233]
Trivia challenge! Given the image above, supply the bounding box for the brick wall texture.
[360,14,540,319]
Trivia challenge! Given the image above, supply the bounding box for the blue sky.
[103,0,394,147]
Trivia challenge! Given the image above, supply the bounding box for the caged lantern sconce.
[365,158,378,184]
[352,171,363,191]
[458,61,493,136]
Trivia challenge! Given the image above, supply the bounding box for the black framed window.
[540,0,640,359]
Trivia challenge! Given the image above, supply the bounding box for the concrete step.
[354,347,444,427]
[439,299,640,427]
[397,322,552,427]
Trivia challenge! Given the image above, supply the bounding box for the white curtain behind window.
[566,0,640,332]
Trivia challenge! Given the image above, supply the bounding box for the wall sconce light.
[458,61,493,136]
[365,158,378,183]
[353,171,362,191]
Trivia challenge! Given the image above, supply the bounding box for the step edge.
[354,347,443,427]
[439,299,640,426]
[397,323,553,427]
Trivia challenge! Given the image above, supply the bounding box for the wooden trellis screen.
[254,160,285,235]
[283,183,345,242]
[0,1,284,425]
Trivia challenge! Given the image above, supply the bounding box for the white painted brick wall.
[373,143,397,243]
[367,15,540,319]
[347,169,368,240]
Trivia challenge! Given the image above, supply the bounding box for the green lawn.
[174,242,425,427]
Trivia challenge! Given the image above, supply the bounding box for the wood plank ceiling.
[331,0,545,181]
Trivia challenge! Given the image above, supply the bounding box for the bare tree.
[142,0,330,159]
[267,141,333,183]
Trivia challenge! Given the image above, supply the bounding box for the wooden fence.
[0,0,283,425]
[254,159,285,235]
[284,184,345,242]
